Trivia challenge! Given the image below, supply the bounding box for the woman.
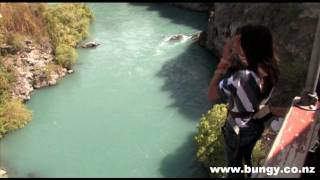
[208,24,282,178]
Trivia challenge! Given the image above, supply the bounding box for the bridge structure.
[256,14,320,178]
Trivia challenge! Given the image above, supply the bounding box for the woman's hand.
[232,35,241,56]
[207,37,237,101]
[222,38,235,63]
[218,37,238,72]
[218,38,236,73]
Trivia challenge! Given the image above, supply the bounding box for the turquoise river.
[0,3,217,178]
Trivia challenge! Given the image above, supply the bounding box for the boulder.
[0,169,8,178]
[67,69,74,74]
[48,78,57,86]
[168,34,185,42]
[80,42,100,48]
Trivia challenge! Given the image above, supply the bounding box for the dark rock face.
[169,3,213,12]
[171,3,320,105]
[0,44,17,55]
[205,3,320,105]
[205,3,319,60]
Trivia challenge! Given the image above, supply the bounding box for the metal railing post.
[299,14,320,109]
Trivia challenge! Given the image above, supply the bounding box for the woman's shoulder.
[232,69,256,78]
[232,69,260,83]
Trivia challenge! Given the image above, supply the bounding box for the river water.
[0,3,217,177]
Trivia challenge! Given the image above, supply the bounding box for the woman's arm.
[208,38,235,101]
[208,60,230,101]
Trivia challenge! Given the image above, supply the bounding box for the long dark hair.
[237,24,279,93]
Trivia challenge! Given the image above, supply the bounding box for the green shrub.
[194,104,227,177]
[0,72,10,93]
[0,56,31,139]
[194,104,267,177]
[43,3,93,48]
[0,33,5,45]
[252,139,267,167]
[0,99,32,139]
[0,59,17,83]
[0,13,3,44]
[0,67,15,102]
[6,33,27,52]
[43,63,62,79]
[55,44,77,69]
[0,92,10,108]
[42,3,93,69]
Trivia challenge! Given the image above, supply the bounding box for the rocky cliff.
[173,3,320,106]
[1,41,69,101]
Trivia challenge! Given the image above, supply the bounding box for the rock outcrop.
[2,41,67,101]
[165,32,201,43]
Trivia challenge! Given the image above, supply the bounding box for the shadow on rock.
[156,43,217,120]
[159,133,210,178]
[129,3,208,30]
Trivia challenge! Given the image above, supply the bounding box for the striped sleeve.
[218,76,232,98]
[218,70,262,112]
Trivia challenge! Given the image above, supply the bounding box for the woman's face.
[233,35,248,65]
